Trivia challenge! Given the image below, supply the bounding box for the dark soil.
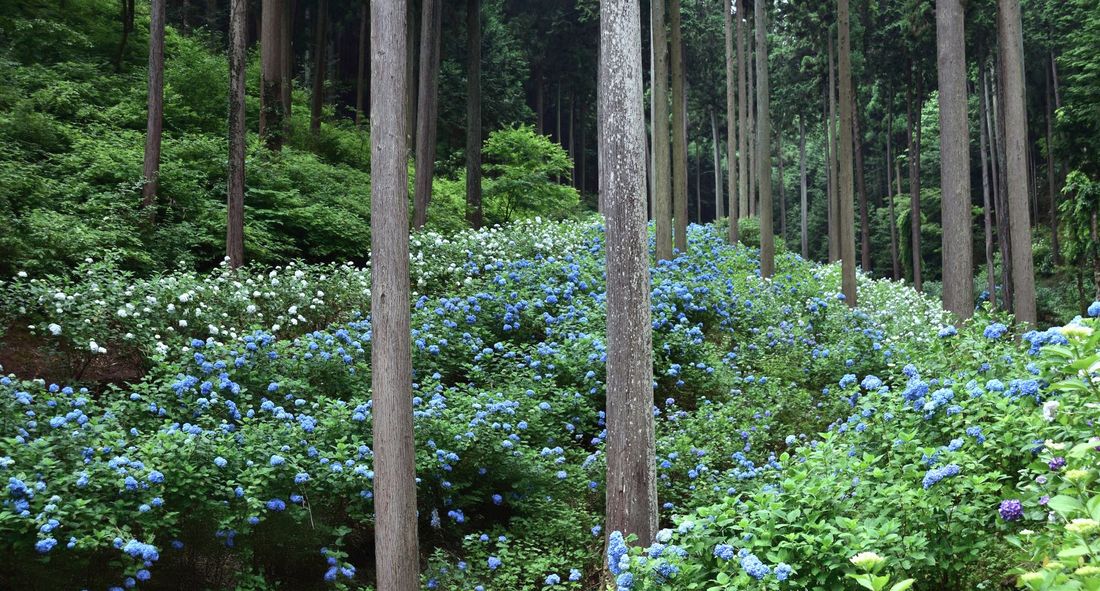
[0,322,146,386]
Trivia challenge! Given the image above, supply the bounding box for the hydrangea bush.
[1,219,1097,590]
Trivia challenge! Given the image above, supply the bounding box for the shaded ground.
[0,323,145,386]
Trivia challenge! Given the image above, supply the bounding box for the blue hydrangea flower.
[739,552,770,580]
[983,323,1008,339]
[607,531,629,575]
[775,562,792,581]
[35,537,57,553]
[922,464,961,489]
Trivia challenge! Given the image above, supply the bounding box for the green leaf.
[716,572,730,585]
[889,580,916,591]
[1048,495,1086,517]
[1057,544,1092,558]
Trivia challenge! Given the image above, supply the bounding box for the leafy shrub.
[5,220,1088,590]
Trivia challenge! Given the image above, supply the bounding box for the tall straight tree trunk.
[777,126,786,243]
[695,134,702,222]
[1093,211,1100,298]
[600,0,657,546]
[937,0,974,317]
[281,0,293,123]
[886,117,900,279]
[907,70,922,291]
[854,95,870,272]
[736,0,748,228]
[1046,55,1061,266]
[412,0,441,229]
[141,0,166,215]
[406,0,417,149]
[557,83,563,149]
[207,0,218,31]
[535,69,545,135]
[712,109,723,220]
[115,0,135,73]
[227,0,247,268]
[799,114,808,259]
[724,0,738,242]
[755,0,774,278]
[649,21,656,219]
[310,0,327,136]
[465,0,483,228]
[827,35,839,262]
[569,93,576,186]
[579,104,587,192]
[837,0,856,305]
[979,67,997,305]
[998,0,1036,325]
[895,158,904,276]
[747,24,756,217]
[369,0,418,587]
[260,0,285,150]
[990,61,1013,310]
[356,1,369,128]
[555,84,562,185]
[670,0,689,252]
[652,0,673,260]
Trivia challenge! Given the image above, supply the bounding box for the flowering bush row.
[2,219,1093,590]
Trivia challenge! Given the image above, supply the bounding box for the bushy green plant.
[481,125,580,224]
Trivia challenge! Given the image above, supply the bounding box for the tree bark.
[799,114,808,259]
[907,68,922,291]
[1046,53,1061,266]
[260,0,285,150]
[837,0,856,305]
[580,103,587,193]
[998,0,1036,325]
[1093,210,1100,299]
[114,0,135,73]
[712,109,723,221]
[141,0,166,215]
[412,0,442,229]
[310,0,327,136]
[827,35,839,262]
[736,0,748,228]
[755,0,773,278]
[465,0,483,228]
[886,116,900,279]
[600,0,657,547]
[406,0,417,149]
[854,93,870,273]
[777,125,786,243]
[370,0,419,587]
[990,60,1013,311]
[724,0,738,243]
[281,0,293,124]
[978,67,997,305]
[535,67,545,135]
[227,0,247,268]
[670,0,688,253]
[355,1,368,128]
[695,131,701,222]
[747,19,756,217]
[206,0,218,30]
[937,0,974,318]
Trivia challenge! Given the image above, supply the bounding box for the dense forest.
[2,0,1100,589]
